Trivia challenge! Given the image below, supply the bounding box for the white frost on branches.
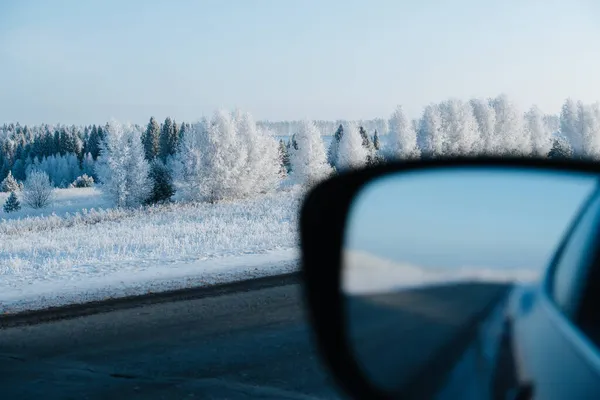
[289,120,332,185]
[95,120,151,207]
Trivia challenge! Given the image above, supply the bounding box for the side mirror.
[299,157,599,400]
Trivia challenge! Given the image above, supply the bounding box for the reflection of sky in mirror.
[346,168,599,271]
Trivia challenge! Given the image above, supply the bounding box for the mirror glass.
[342,167,598,397]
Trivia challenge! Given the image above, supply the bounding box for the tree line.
[0,93,591,211]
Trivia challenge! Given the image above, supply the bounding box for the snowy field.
[0,187,542,314]
[0,186,303,313]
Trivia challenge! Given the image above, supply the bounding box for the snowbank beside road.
[0,186,303,314]
[0,249,299,314]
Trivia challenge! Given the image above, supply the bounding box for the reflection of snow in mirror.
[342,249,540,295]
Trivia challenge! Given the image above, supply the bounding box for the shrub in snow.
[3,191,20,213]
[146,159,175,204]
[387,105,420,160]
[336,122,369,171]
[95,120,151,207]
[1,171,20,192]
[71,174,95,188]
[175,110,282,202]
[23,170,53,209]
[289,120,332,186]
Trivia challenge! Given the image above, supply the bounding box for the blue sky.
[2,0,600,125]
[346,169,598,270]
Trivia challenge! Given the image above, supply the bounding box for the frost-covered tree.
[337,122,369,170]
[23,170,53,209]
[418,104,445,158]
[579,102,600,159]
[525,105,553,157]
[234,111,282,195]
[142,117,161,160]
[3,191,20,212]
[387,105,420,160]
[489,94,530,156]
[95,120,151,207]
[1,170,20,192]
[289,119,332,185]
[175,110,282,202]
[470,98,497,154]
[560,98,582,156]
[438,99,481,156]
[327,124,344,166]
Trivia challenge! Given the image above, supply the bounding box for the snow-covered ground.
[0,187,111,220]
[342,250,540,295]
[0,249,299,314]
[0,185,303,313]
[1,186,540,314]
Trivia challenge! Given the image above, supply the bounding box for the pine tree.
[142,117,161,160]
[178,122,187,145]
[327,124,344,166]
[358,126,375,165]
[159,117,177,161]
[359,126,371,149]
[548,137,573,159]
[278,139,291,173]
[172,121,180,152]
[1,171,20,192]
[3,191,20,213]
[373,130,380,151]
[146,159,175,204]
[11,158,26,181]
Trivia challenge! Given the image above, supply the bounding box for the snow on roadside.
[0,186,304,313]
[0,249,299,314]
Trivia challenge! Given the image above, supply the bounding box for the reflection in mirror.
[342,168,598,397]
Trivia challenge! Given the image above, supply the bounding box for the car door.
[510,188,600,399]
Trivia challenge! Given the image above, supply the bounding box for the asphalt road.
[0,280,509,400]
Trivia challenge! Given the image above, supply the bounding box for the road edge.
[0,271,302,329]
